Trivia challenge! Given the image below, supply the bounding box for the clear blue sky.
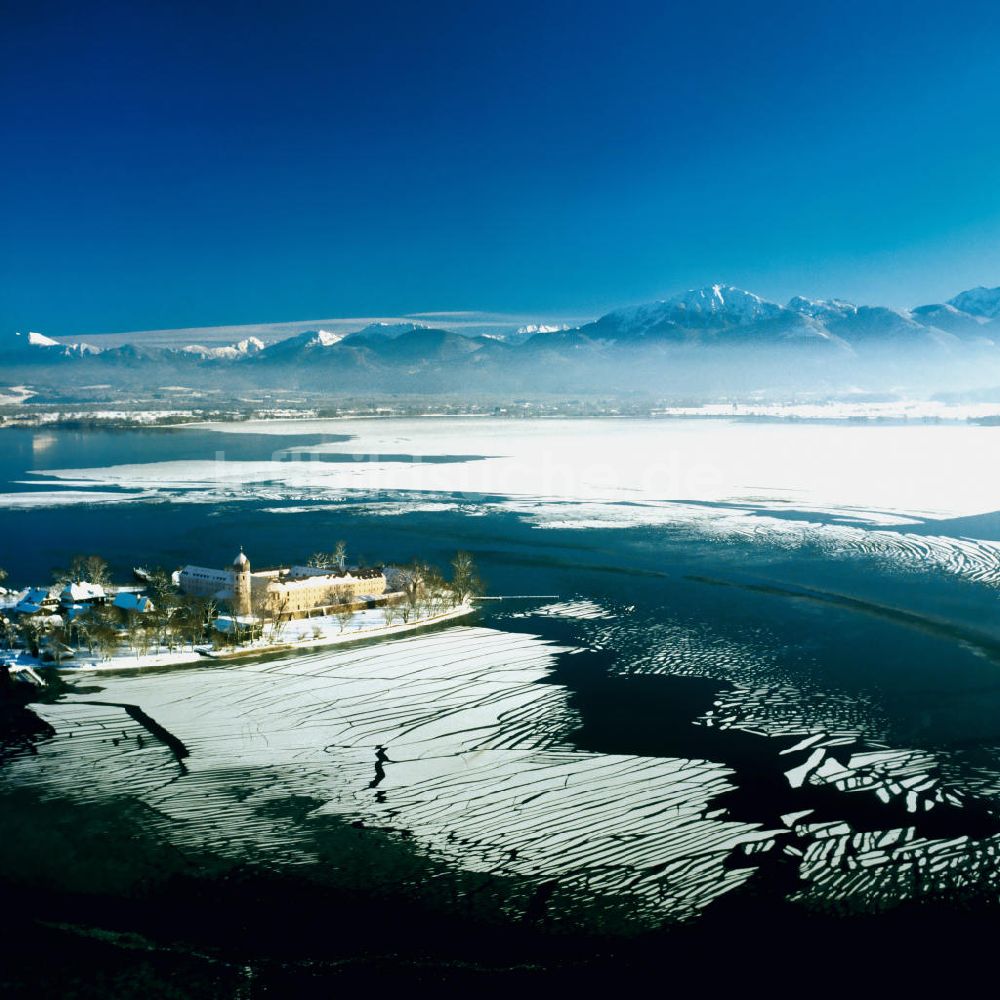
[4,0,1000,335]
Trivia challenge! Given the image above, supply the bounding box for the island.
[0,546,483,676]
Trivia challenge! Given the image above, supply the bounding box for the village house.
[60,581,107,620]
[113,592,155,614]
[14,587,61,617]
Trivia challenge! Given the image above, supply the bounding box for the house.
[113,592,155,614]
[60,581,107,620]
[213,614,263,640]
[60,581,106,605]
[14,587,61,616]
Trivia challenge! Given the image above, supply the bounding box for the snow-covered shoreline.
[205,603,477,662]
[20,603,479,675]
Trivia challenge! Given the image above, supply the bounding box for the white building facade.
[178,551,387,618]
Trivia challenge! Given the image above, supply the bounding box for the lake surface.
[3,417,1000,989]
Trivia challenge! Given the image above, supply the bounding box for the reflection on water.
[30,432,57,455]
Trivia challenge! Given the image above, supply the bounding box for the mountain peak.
[515,323,569,335]
[23,331,61,347]
[947,285,1000,319]
[10,330,101,356]
[665,284,780,320]
[596,285,784,337]
[346,322,427,342]
[311,330,343,347]
[181,336,266,359]
[787,296,858,320]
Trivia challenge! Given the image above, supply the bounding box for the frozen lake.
[3,417,1000,969]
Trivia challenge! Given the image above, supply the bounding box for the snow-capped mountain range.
[581,283,1000,349]
[7,283,1000,398]
[180,336,266,360]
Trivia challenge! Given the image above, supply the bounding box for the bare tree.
[69,554,112,586]
[420,565,446,616]
[449,551,483,606]
[81,608,119,660]
[123,610,147,659]
[333,540,347,571]
[254,588,289,643]
[174,593,212,649]
[400,588,415,623]
[47,623,71,667]
[20,618,42,658]
[334,597,353,633]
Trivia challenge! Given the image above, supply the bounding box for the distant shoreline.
[4,405,1000,433]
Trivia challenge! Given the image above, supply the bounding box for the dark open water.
[2,426,1000,993]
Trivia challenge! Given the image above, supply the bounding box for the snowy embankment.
[43,603,477,673]
[206,602,477,660]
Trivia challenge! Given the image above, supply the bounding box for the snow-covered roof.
[288,566,384,581]
[15,587,59,614]
[214,614,258,633]
[15,601,47,615]
[22,587,55,603]
[113,592,155,613]
[61,581,106,602]
[180,565,232,581]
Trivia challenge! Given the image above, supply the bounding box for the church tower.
[232,549,251,616]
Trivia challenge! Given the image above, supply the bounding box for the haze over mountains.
[7,284,1000,400]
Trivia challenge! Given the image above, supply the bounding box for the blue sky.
[4,0,1000,335]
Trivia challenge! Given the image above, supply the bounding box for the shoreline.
[38,603,478,674]
[204,603,477,661]
[6,406,1000,435]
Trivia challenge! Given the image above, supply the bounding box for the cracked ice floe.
[503,499,1000,588]
[566,610,885,742]
[556,604,992,824]
[1,626,780,926]
[782,744,962,812]
[789,821,1000,912]
[939,746,1000,803]
[3,702,185,802]
[523,600,614,621]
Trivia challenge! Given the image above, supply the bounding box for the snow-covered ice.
[2,626,783,926]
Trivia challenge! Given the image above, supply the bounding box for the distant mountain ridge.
[6,282,1000,398]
